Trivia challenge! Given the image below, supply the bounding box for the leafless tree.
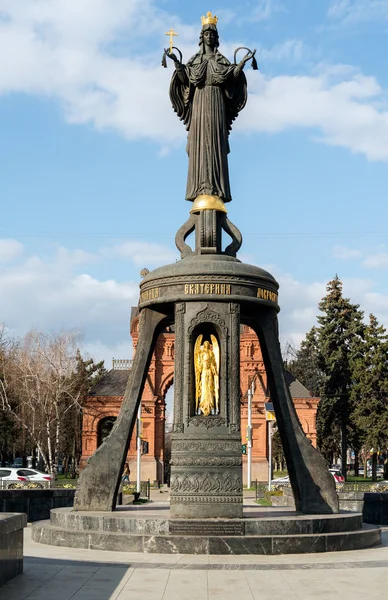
[0,329,87,473]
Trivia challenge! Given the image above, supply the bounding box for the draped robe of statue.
[197,342,218,416]
[170,50,247,202]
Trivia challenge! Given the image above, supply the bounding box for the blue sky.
[1,0,388,365]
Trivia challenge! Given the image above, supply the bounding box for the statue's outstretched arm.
[174,61,188,84]
[233,49,257,77]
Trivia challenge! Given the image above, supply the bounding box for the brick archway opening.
[97,416,117,448]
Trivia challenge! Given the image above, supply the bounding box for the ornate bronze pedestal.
[74,197,338,516]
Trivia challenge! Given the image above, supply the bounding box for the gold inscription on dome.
[140,288,160,302]
[257,287,278,304]
[184,283,232,295]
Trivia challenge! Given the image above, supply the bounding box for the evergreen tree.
[272,429,286,472]
[350,314,388,480]
[316,276,365,478]
[316,395,341,467]
[286,327,324,397]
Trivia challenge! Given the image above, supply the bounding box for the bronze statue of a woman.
[166,12,256,203]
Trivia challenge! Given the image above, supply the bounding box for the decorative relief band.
[172,433,241,440]
[171,496,243,504]
[188,416,226,429]
[171,456,242,467]
[172,440,240,452]
[138,278,279,306]
[170,472,242,494]
[188,307,228,334]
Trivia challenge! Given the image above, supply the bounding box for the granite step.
[31,520,381,555]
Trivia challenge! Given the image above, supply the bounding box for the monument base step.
[31,507,381,555]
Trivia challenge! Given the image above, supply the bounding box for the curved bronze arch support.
[74,308,170,511]
[222,216,243,257]
[245,308,339,514]
[175,214,197,258]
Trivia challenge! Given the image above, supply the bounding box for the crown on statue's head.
[201,11,218,27]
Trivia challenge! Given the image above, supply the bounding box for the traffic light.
[141,440,149,455]
[241,444,247,455]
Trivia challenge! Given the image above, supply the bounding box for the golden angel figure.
[194,334,220,416]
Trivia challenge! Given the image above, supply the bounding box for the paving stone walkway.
[1,525,388,599]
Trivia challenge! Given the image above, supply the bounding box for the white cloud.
[249,0,285,22]
[328,0,388,23]
[213,8,237,26]
[239,67,388,162]
[364,291,388,315]
[82,339,134,367]
[1,239,388,363]
[341,276,376,300]
[267,268,326,346]
[259,40,305,64]
[273,269,388,350]
[0,0,189,142]
[102,241,178,267]
[0,242,138,364]
[332,245,362,260]
[0,2,387,163]
[363,252,388,269]
[363,292,388,329]
[0,238,184,365]
[0,239,24,262]
[269,269,388,349]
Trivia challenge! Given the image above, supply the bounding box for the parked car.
[272,469,345,486]
[271,476,290,487]
[329,468,345,483]
[358,467,372,476]
[0,468,53,489]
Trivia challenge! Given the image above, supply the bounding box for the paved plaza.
[1,522,387,600]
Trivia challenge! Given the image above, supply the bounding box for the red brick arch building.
[81,310,318,483]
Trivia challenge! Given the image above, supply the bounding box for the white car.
[328,468,345,483]
[272,469,344,487]
[0,467,53,488]
[271,476,290,486]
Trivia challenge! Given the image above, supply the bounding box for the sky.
[1,0,388,367]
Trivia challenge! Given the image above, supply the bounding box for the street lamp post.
[268,420,273,491]
[247,387,252,489]
[247,381,255,489]
[136,403,142,494]
[265,402,275,491]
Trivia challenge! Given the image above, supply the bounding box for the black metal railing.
[337,481,388,493]
[253,480,268,500]
[0,478,152,498]
[0,479,53,490]
[119,479,151,499]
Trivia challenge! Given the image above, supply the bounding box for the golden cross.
[165,28,178,54]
